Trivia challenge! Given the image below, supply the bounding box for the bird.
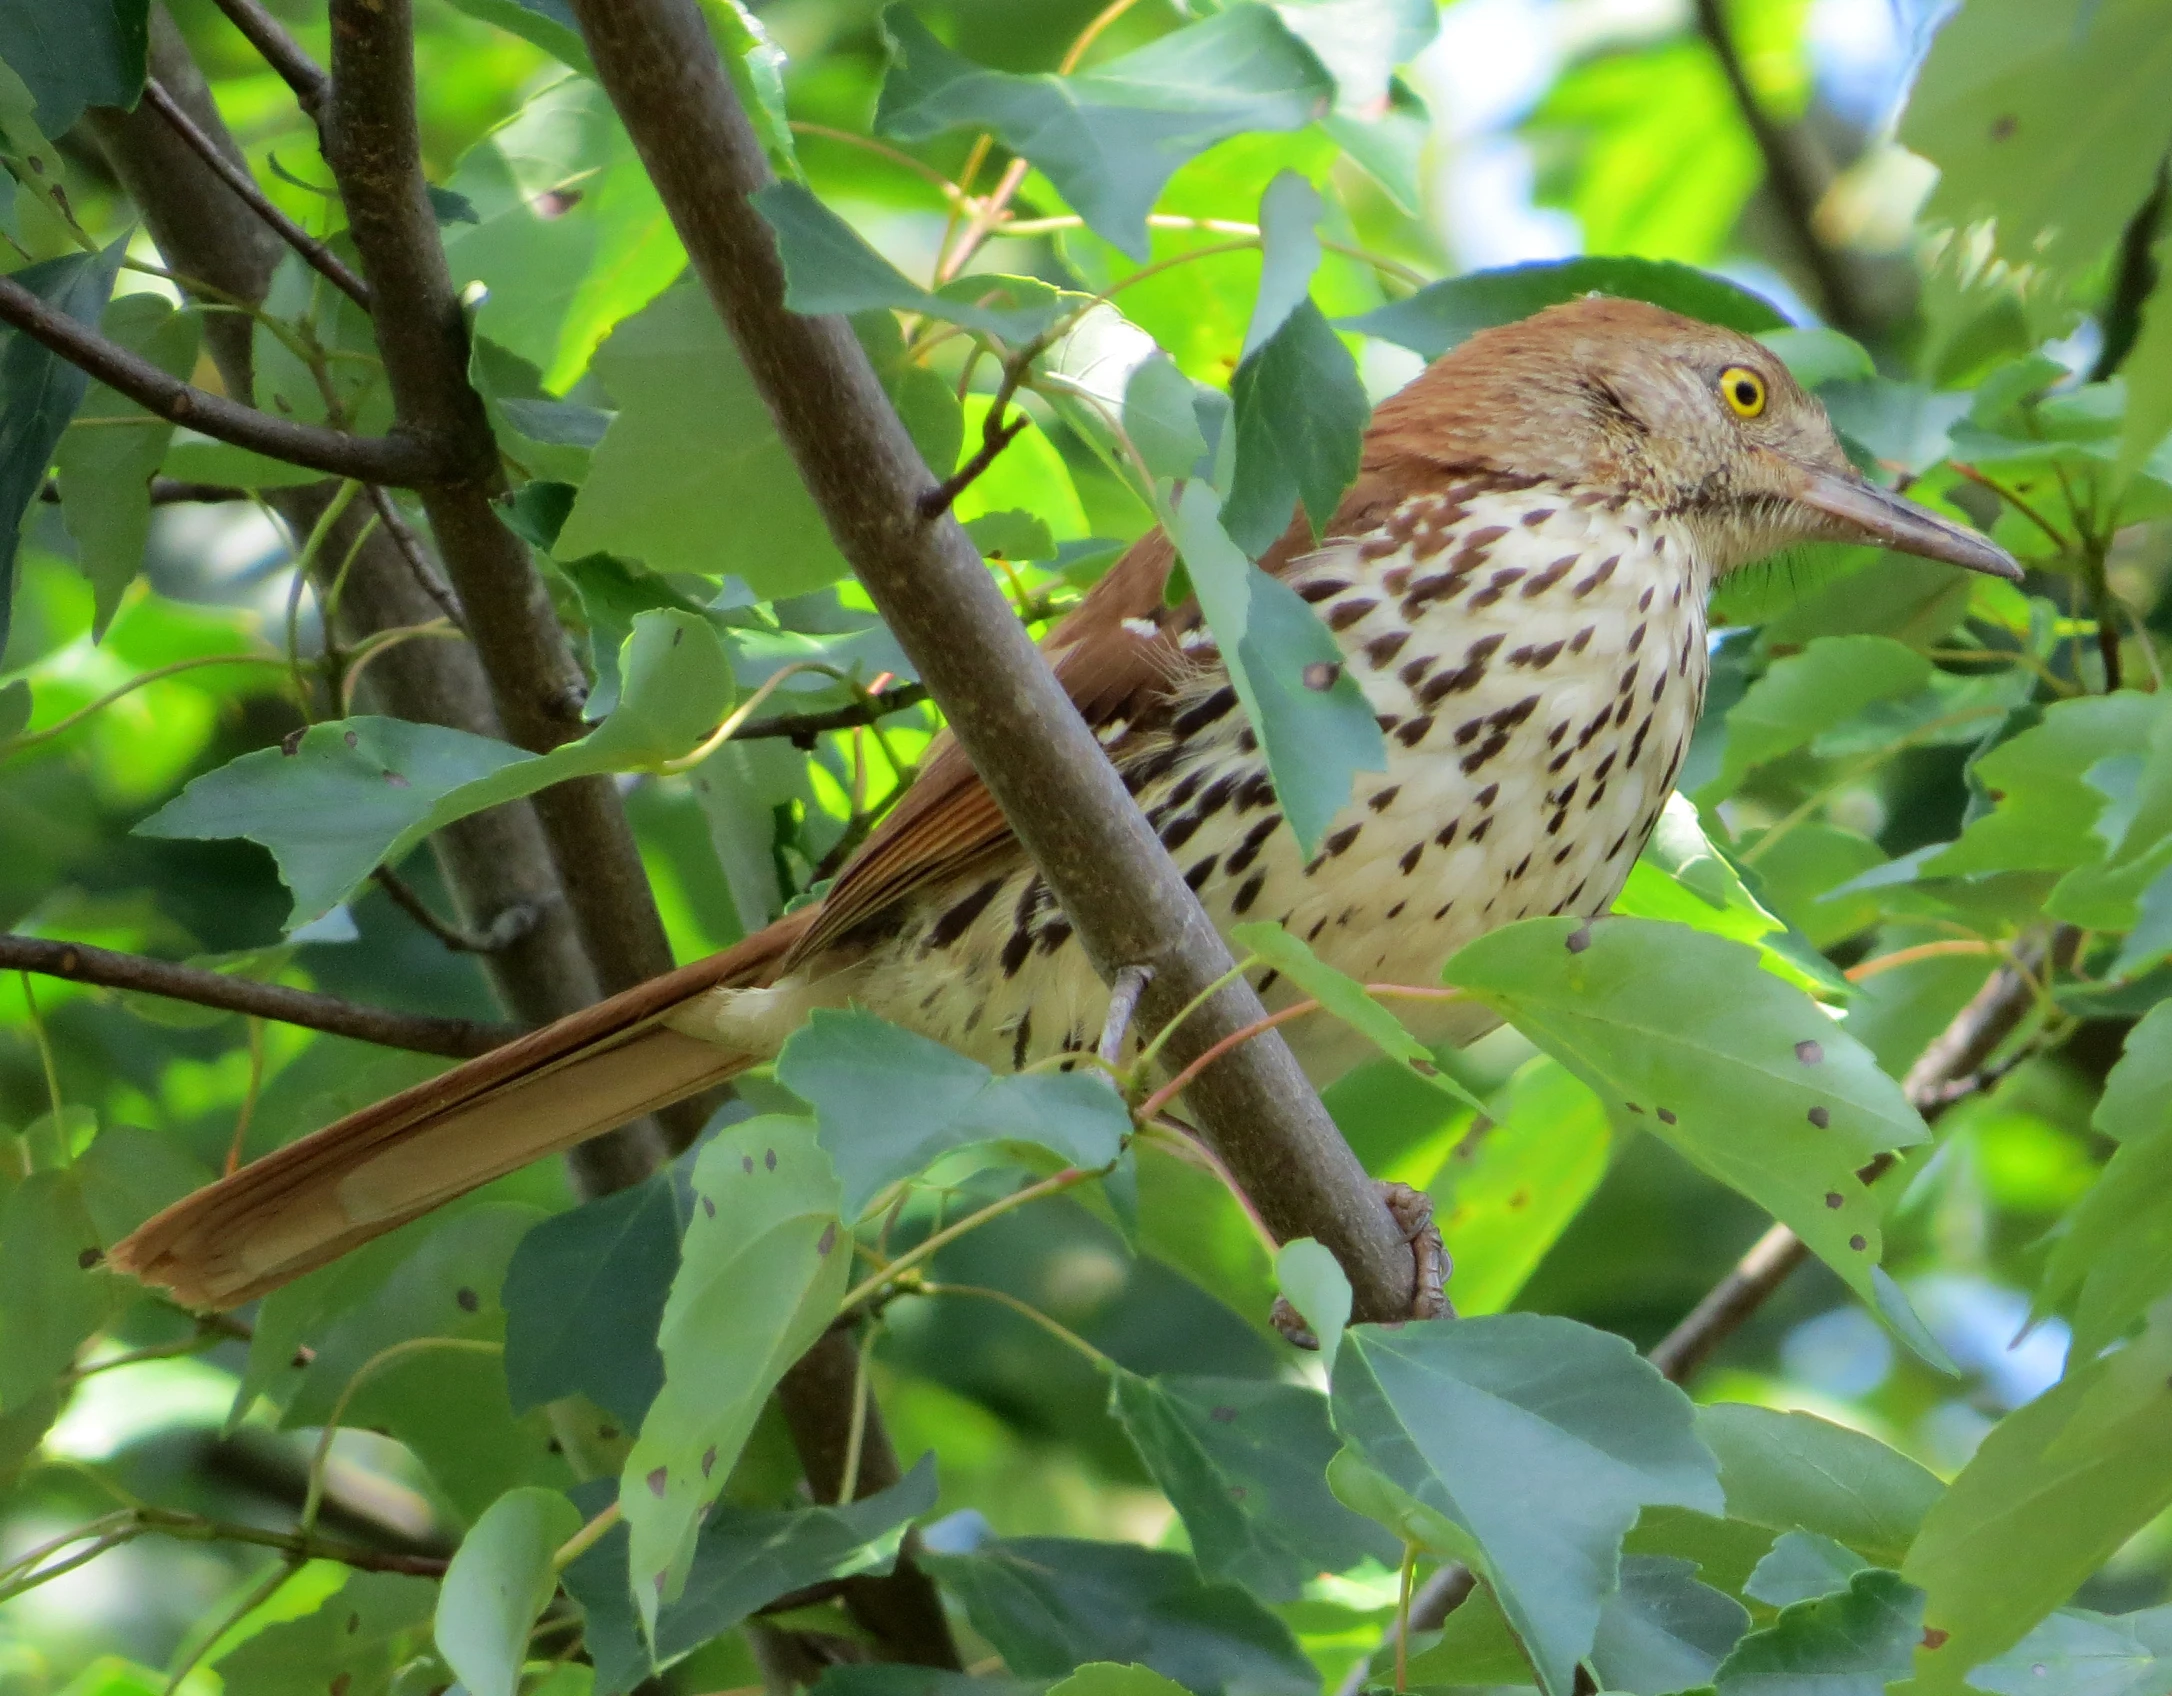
[112,297,2020,1310]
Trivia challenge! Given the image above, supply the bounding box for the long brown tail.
[110,911,817,1311]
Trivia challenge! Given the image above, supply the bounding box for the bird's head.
[1381,295,2021,582]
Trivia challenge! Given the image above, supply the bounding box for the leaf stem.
[917,1279,1114,1368]
[1128,954,1263,1077]
[1137,1001,1324,1121]
[2,653,293,758]
[552,1500,621,1571]
[839,1167,1096,1311]
[837,1322,880,1503]
[19,972,66,1136]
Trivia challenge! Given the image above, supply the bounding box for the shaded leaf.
[1700,637,1933,804]
[920,1537,1319,1696]
[0,1169,119,1409]
[1592,1554,1751,1696]
[1330,1314,1722,1696]
[1696,1404,1942,1569]
[212,1570,437,1696]
[1743,1531,1873,1608]
[1224,300,1369,556]
[1342,258,1785,359]
[621,1116,849,1626]
[1442,916,1926,1301]
[502,1175,681,1427]
[1274,1237,1350,1366]
[1108,1370,1395,1601]
[775,1007,1128,1220]
[0,0,147,135]
[0,242,124,651]
[1714,1568,1924,1696]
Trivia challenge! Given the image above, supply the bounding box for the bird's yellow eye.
[1720,366,1767,418]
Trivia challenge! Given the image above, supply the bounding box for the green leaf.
[756,181,1065,344]
[2122,229,2172,476]
[1713,1568,1924,1696]
[1695,1404,1942,1569]
[1399,1580,1539,1686]
[1048,1669,1193,1696]
[1341,258,1786,360]
[1967,1605,2172,1696]
[565,1458,940,1691]
[1759,329,1875,391]
[621,1115,849,1626]
[436,1485,583,1696]
[920,1536,1319,1696]
[2037,1007,2172,1358]
[212,1571,437,1696]
[1435,1057,1611,1317]
[873,5,1333,261]
[0,242,124,651]
[74,1124,213,1247]
[1330,1314,1723,1696]
[53,295,197,638]
[557,285,952,593]
[1743,1530,1870,1609]
[443,0,591,71]
[966,510,1058,562]
[1700,637,1933,804]
[503,1175,681,1427]
[1268,0,1436,116]
[0,1168,120,1409]
[1442,916,1926,1302]
[1899,0,2172,276]
[1231,921,1485,1111]
[1108,1370,1396,1601]
[443,75,682,392]
[1224,300,1369,556]
[1123,354,1211,481]
[0,0,147,135]
[138,609,735,929]
[774,1006,1128,1220]
[281,1205,563,1521]
[1245,171,1326,357]
[1274,1237,1350,1365]
[1928,694,2161,878]
[1903,1309,2172,1695]
[1591,1554,1750,1696]
[1165,480,1384,855]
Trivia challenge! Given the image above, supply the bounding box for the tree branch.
[1689,0,1877,343]
[1645,924,2079,1384]
[568,0,1426,1328]
[143,78,370,308]
[205,0,330,118]
[734,681,930,743]
[0,273,444,485]
[323,0,697,1194]
[0,933,518,1058]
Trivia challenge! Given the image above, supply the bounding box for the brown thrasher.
[114,299,2019,1310]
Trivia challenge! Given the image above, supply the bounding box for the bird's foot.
[1270,1181,1452,1348]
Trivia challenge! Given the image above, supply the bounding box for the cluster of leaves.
[3,1,2172,1696]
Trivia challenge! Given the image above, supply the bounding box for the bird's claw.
[1269,1181,1451,1349]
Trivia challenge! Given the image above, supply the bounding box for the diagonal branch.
[0,933,519,1058]
[0,273,444,485]
[205,0,330,117]
[567,0,1426,1330]
[143,78,370,308]
[1689,0,1877,343]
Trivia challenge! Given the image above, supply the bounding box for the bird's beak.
[1782,459,2023,581]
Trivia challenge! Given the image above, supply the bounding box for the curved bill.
[1787,462,2023,581]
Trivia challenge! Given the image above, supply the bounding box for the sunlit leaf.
[1697,1404,1942,1569]
[1967,1605,2172,1696]
[1443,916,1926,1301]
[621,1116,849,1626]
[437,1486,583,1696]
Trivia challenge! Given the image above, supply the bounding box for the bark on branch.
[0,933,518,1058]
[567,0,1427,1329]
[0,272,444,485]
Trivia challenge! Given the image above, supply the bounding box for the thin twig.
[1099,965,1153,1066]
[364,484,465,629]
[732,681,931,743]
[371,866,539,955]
[0,274,444,485]
[206,0,330,116]
[40,476,250,506]
[917,346,1035,519]
[144,80,369,307]
[1688,0,1874,342]
[0,933,521,1058]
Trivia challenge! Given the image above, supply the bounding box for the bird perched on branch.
[114,298,2019,1310]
